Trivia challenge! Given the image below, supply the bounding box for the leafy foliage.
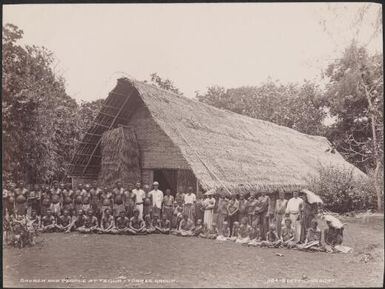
[2,24,102,184]
[307,166,376,213]
[75,99,104,141]
[196,80,327,136]
[324,41,383,171]
[149,73,183,95]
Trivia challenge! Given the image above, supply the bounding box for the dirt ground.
[3,215,384,288]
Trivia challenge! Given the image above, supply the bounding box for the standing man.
[90,181,101,220]
[162,189,174,221]
[275,191,288,238]
[143,184,152,218]
[132,181,146,219]
[285,191,304,243]
[257,192,270,239]
[183,186,196,222]
[149,182,163,219]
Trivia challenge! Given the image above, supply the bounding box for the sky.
[3,3,383,103]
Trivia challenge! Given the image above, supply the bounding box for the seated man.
[235,217,252,244]
[129,209,146,235]
[324,220,345,253]
[298,219,324,252]
[98,208,115,234]
[67,209,85,232]
[193,219,204,237]
[207,223,218,239]
[156,214,171,234]
[144,214,156,234]
[78,209,98,234]
[176,214,195,237]
[248,227,262,247]
[216,220,230,241]
[40,209,56,233]
[152,215,160,233]
[260,224,281,248]
[112,211,131,235]
[281,218,296,248]
[55,210,73,232]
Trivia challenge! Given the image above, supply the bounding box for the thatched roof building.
[68,78,366,194]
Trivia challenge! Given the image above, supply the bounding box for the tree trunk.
[365,84,383,212]
[373,160,383,212]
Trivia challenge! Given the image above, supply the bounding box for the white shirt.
[285,197,303,214]
[149,189,163,208]
[184,193,196,204]
[132,189,146,204]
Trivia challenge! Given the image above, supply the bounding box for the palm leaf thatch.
[130,79,367,193]
[99,126,141,188]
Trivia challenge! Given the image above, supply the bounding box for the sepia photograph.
[2,2,384,288]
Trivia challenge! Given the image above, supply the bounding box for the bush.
[307,166,377,213]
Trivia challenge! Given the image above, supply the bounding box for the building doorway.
[153,169,177,195]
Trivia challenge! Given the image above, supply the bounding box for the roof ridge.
[125,77,327,141]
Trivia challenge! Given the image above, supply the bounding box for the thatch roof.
[69,77,367,193]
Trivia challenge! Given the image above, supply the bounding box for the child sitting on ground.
[198,223,209,238]
[144,214,156,234]
[55,210,72,232]
[216,220,230,241]
[112,211,131,234]
[236,217,252,244]
[129,209,146,235]
[260,224,281,248]
[193,219,204,236]
[70,209,85,232]
[248,227,262,247]
[78,209,99,234]
[208,223,218,239]
[177,214,195,237]
[281,218,296,248]
[156,214,171,234]
[98,208,115,234]
[40,209,56,233]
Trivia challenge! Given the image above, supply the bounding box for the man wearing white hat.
[149,182,163,219]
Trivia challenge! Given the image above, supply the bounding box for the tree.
[149,73,183,95]
[75,99,104,140]
[324,41,383,210]
[2,23,79,184]
[196,80,326,136]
